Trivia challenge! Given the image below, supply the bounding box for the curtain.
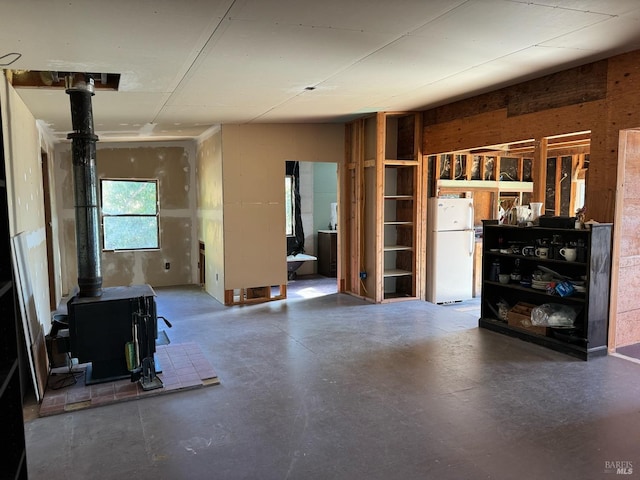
[286,161,305,255]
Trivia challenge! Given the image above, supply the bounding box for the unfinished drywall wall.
[0,74,52,326]
[221,124,343,290]
[1,73,54,399]
[196,127,225,303]
[54,141,197,293]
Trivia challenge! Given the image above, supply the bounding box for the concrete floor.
[24,282,640,479]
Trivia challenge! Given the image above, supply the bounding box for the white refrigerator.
[426,197,475,304]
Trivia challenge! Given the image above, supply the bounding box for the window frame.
[100,178,160,252]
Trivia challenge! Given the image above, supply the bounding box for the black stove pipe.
[66,75,102,297]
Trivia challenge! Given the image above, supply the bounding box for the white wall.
[196,126,225,301]
[220,124,343,291]
[0,73,52,330]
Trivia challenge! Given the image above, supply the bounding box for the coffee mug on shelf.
[521,245,536,257]
[535,247,549,259]
[560,247,577,262]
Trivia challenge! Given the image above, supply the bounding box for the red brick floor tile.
[38,342,219,417]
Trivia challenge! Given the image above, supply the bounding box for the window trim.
[100,178,160,252]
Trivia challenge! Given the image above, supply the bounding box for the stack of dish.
[531,279,551,290]
[572,282,586,293]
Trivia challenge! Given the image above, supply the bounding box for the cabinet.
[317,230,337,277]
[479,223,612,360]
[0,113,28,477]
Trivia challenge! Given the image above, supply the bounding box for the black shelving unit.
[0,106,28,479]
[479,223,613,360]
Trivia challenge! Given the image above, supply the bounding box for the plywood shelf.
[383,245,412,251]
[384,159,419,166]
[383,268,413,277]
[384,195,413,200]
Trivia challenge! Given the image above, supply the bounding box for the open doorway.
[285,161,338,300]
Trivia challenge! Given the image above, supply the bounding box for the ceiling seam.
[248,1,471,122]
[151,0,241,125]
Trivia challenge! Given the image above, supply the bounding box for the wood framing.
[224,285,286,306]
[342,112,424,303]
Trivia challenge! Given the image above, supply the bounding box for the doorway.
[285,161,338,299]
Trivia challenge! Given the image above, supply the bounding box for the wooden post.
[554,154,562,215]
[532,138,548,205]
[375,112,386,303]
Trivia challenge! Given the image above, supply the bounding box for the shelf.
[0,280,12,298]
[384,269,413,277]
[384,245,412,251]
[384,158,419,166]
[479,317,606,360]
[483,280,585,303]
[437,179,533,192]
[480,223,612,360]
[0,360,17,399]
[384,195,413,200]
[484,252,587,268]
[383,221,413,226]
[383,292,417,300]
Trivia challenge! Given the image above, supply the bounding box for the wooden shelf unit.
[479,223,612,360]
[343,111,424,303]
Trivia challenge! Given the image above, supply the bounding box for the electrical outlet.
[359,271,367,279]
[165,262,170,270]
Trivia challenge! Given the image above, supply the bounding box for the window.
[285,175,295,236]
[101,179,159,250]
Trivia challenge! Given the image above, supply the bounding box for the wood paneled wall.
[422,50,640,223]
[420,48,640,349]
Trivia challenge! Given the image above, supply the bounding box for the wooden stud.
[375,112,385,303]
[532,138,548,204]
[517,157,524,182]
[554,153,562,215]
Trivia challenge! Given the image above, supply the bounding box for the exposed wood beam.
[532,138,548,204]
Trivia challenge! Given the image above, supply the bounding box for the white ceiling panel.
[509,0,640,16]
[409,0,613,54]
[168,21,397,107]
[540,15,640,53]
[2,0,640,140]
[229,0,467,33]
[0,0,232,91]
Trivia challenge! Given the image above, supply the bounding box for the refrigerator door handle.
[469,230,475,256]
[468,203,474,230]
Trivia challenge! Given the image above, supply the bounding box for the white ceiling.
[2,0,640,142]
